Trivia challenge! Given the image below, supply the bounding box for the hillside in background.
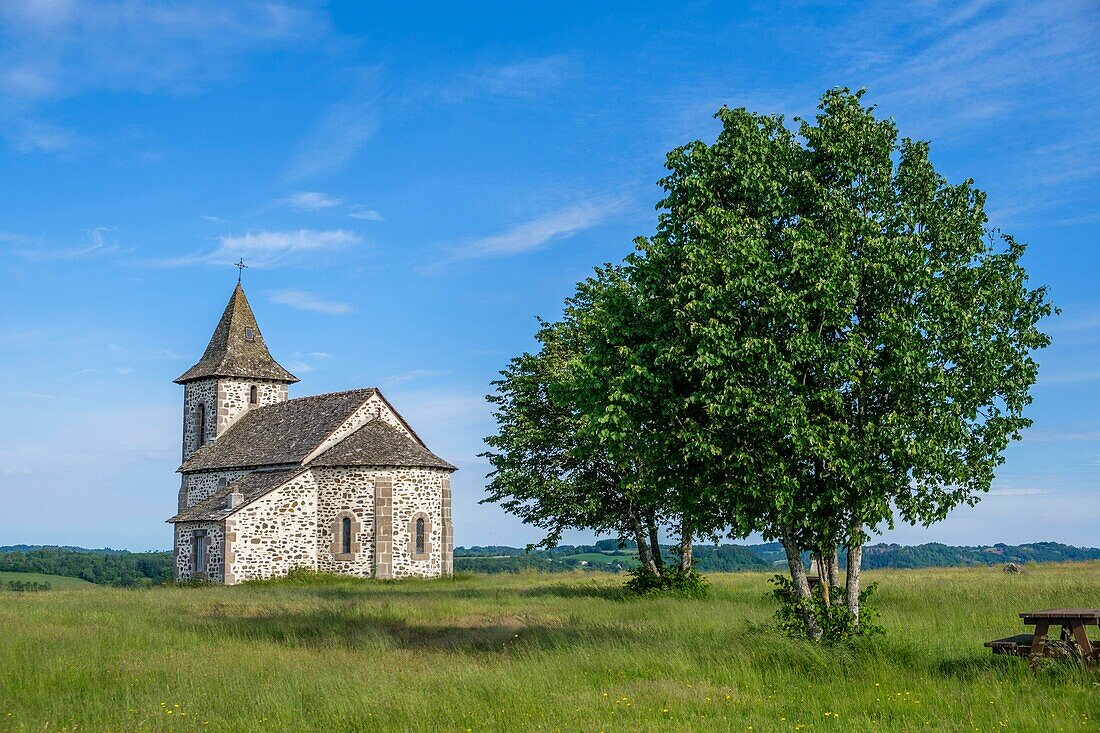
[0,547,173,587]
[454,540,1100,574]
[1,541,1097,586]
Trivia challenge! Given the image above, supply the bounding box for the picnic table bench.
[986,608,1100,667]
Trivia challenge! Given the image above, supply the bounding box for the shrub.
[624,567,709,598]
[769,574,883,641]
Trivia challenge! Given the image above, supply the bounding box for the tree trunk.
[679,514,693,572]
[645,512,665,573]
[828,547,841,591]
[781,525,822,641]
[629,510,658,575]
[815,549,831,607]
[845,528,863,632]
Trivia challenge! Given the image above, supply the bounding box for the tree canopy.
[482,88,1054,635]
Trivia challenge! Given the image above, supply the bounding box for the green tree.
[627,88,1053,637]
[482,265,714,585]
[481,302,667,576]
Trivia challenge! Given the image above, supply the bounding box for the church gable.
[301,389,423,464]
[308,420,454,469]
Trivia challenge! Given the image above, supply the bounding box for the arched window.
[331,512,358,561]
[249,385,258,405]
[415,517,425,555]
[196,403,206,445]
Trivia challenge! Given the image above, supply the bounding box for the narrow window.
[245,327,255,341]
[192,530,207,574]
[249,385,258,405]
[341,517,352,555]
[415,517,425,555]
[196,403,206,445]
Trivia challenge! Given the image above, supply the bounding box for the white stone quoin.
[167,283,456,584]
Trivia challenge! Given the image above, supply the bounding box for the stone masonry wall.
[313,467,376,576]
[389,467,447,578]
[217,378,288,436]
[174,521,224,582]
[182,380,218,461]
[311,466,447,578]
[224,471,318,584]
[183,469,249,510]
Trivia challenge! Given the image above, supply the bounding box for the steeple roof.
[175,283,298,385]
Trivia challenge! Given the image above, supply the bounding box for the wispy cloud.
[348,205,383,221]
[1022,423,1100,443]
[2,226,128,261]
[281,191,343,211]
[1038,370,1100,386]
[436,198,625,266]
[444,55,577,103]
[284,55,575,182]
[1,391,56,400]
[155,229,360,269]
[283,68,384,182]
[383,369,451,386]
[6,118,87,153]
[824,0,1099,223]
[269,289,355,315]
[987,487,1050,497]
[0,1,330,153]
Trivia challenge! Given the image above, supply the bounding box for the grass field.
[0,571,96,590]
[0,564,1097,732]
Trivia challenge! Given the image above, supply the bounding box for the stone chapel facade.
[168,283,455,584]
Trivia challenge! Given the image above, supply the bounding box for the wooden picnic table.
[1019,608,1100,666]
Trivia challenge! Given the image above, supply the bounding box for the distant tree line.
[453,541,1098,575]
[3,579,51,592]
[860,542,1100,569]
[0,548,173,587]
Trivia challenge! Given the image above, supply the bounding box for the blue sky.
[0,0,1097,551]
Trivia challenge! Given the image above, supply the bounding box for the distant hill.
[0,545,139,554]
[860,542,1100,569]
[454,540,1100,574]
[0,547,172,587]
[3,541,1095,583]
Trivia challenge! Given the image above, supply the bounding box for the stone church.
[167,283,455,583]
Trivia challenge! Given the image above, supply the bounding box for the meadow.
[0,564,1097,732]
[0,571,95,590]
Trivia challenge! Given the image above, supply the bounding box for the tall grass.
[0,563,1096,731]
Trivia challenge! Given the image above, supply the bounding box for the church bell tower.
[174,283,298,463]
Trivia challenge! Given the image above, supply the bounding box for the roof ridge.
[283,387,378,402]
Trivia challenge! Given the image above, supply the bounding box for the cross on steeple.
[235,258,247,283]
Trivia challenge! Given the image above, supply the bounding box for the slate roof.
[175,284,298,384]
[308,419,456,470]
[168,469,304,522]
[179,388,377,473]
